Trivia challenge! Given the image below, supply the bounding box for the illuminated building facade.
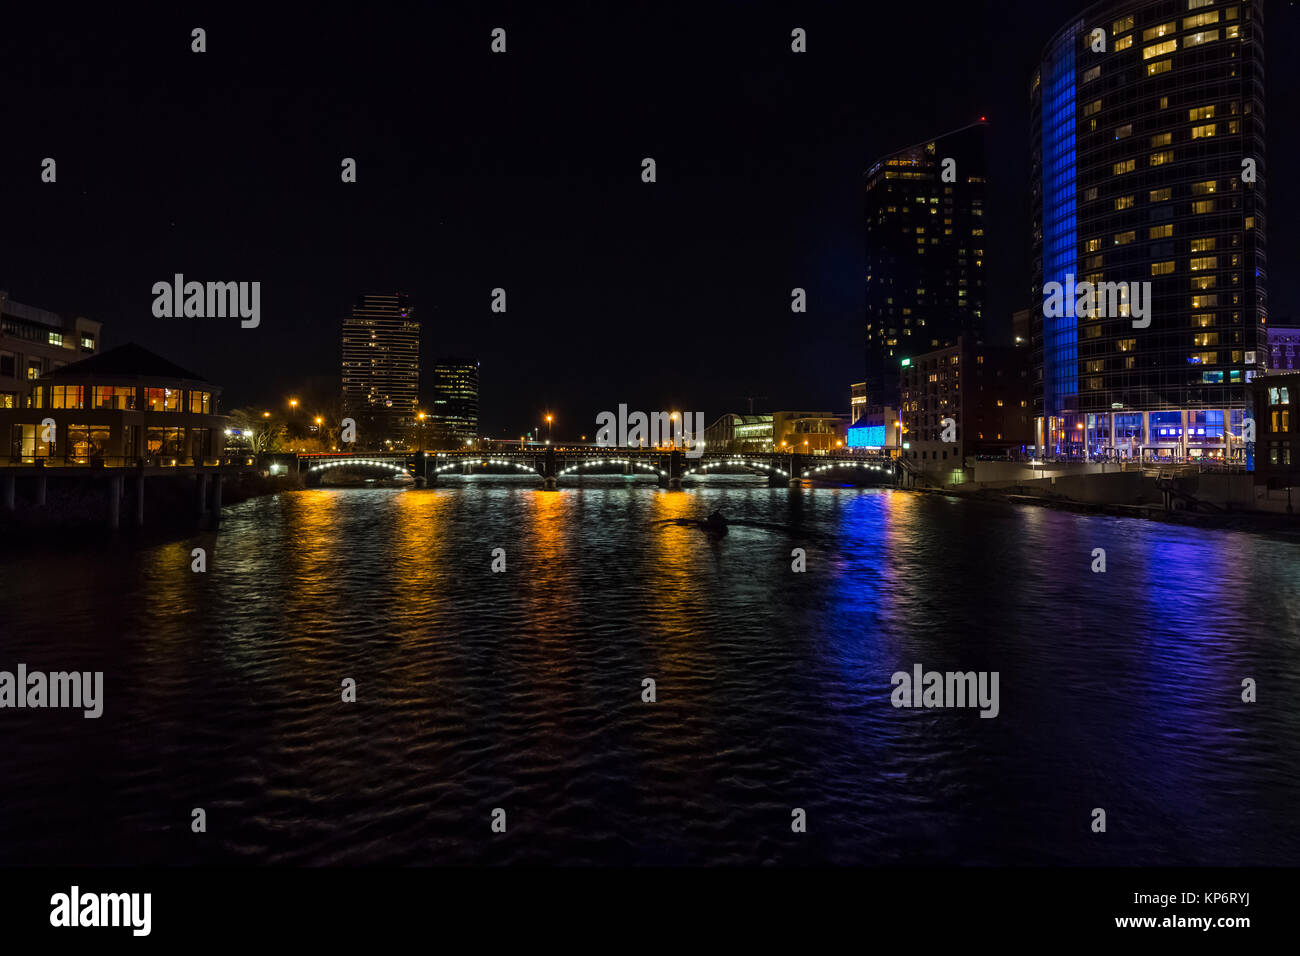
[1031,0,1266,461]
[0,292,100,411]
[1,343,223,462]
[340,293,420,448]
[428,358,480,447]
[864,122,988,407]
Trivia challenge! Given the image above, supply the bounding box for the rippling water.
[3,477,1299,865]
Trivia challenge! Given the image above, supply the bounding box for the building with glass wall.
[865,122,988,407]
[1030,0,1266,461]
[1266,325,1300,372]
[428,357,479,448]
[1,342,224,463]
[341,293,420,448]
[0,291,101,412]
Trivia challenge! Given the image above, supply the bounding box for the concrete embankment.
[0,471,303,540]
[905,461,1300,533]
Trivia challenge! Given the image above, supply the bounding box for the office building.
[900,338,1033,474]
[1031,0,1266,461]
[0,292,101,411]
[865,122,989,406]
[428,358,480,448]
[1266,324,1300,372]
[340,293,420,448]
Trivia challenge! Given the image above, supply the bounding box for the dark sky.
[5,2,1298,438]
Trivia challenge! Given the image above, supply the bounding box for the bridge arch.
[682,457,790,480]
[557,458,663,478]
[306,458,410,477]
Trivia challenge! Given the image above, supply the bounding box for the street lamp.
[417,412,426,452]
[545,414,553,442]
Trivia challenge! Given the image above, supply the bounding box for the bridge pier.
[656,450,685,490]
[106,475,122,529]
[210,470,223,521]
[196,472,209,516]
[134,473,146,527]
[541,446,558,491]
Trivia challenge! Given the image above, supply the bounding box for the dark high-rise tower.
[340,293,420,448]
[1031,0,1266,460]
[864,121,989,405]
[429,357,480,448]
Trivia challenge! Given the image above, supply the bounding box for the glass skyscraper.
[429,358,480,447]
[1030,0,1266,460]
[340,293,420,448]
[864,122,989,406]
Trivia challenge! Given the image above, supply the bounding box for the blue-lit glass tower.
[1030,0,1266,461]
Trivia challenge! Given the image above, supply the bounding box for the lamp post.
[545,414,553,443]
[417,412,426,452]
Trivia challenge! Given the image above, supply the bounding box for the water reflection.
[0,484,1297,865]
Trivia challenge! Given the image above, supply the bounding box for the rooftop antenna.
[730,396,768,415]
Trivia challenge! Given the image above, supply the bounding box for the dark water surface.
[3,478,1299,865]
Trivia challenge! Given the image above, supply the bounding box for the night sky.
[5,2,1298,438]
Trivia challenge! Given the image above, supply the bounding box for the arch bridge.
[296,447,899,490]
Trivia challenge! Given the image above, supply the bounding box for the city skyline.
[5,2,1296,438]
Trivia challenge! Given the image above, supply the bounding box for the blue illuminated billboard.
[847,424,886,448]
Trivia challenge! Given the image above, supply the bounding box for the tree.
[226,407,287,454]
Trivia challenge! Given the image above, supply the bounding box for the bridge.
[298,447,899,490]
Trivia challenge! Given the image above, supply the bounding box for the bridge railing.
[2,455,255,469]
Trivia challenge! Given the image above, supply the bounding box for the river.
[2,477,1298,865]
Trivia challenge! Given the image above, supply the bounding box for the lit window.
[1189,105,1215,121]
[1245,216,1255,230]
[1085,238,1102,252]
[1117,339,1137,352]
[1150,132,1172,147]
[1147,59,1172,76]
[1083,65,1101,84]
[1114,124,1133,139]
[1190,256,1218,271]
[1149,187,1172,202]
[1112,15,1134,34]
[1190,237,1216,252]
[1143,38,1177,59]
[1191,180,1218,195]
[1083,99,1102,117]
[1184,11,1220,29]
[1191,123,1217,139]
[1114,231,1136,246]
[1152,260,1176,275]
[1185,30,1219,47]
[1149,224,1173,239]
[1142,21,1176,42]
[1191,295,1219,309]
[1113,159,1136,175]
[1115,195,1135,210]
[48,332,63,347]
[1115,35,1134,52]
[1191,276,1217,290]
[1149,150,1174,166]
[1193,199,1216,214]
